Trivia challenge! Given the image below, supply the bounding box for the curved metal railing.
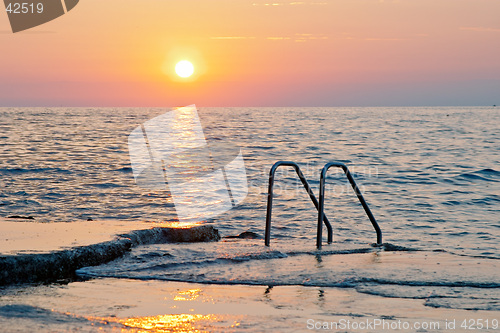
[317,162,382,249]
[264,161,383,249]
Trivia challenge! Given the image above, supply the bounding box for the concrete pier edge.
[0,225,220,286]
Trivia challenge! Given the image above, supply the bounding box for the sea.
[0,106,499,316]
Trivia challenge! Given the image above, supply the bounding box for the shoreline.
[1,278,498,332]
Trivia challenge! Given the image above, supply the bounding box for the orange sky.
[1,0,499,106]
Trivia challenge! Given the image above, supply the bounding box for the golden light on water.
[174,288,202,301]
[160,221,202,229]
[85,313,241,332]
[75,286,243,332]
[119,314,215,332]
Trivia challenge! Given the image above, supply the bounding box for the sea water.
[1,107,499,313]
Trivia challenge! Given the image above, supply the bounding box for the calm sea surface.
[1,107,499,311]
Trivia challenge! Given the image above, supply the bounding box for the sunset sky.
[1,0,499,107]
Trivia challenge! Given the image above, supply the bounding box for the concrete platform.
[0,217,220,286]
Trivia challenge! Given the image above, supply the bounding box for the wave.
[84,270,499,290]
[86,183,128,189]
[114,167,133,173]
[0,167,73,175]
[456,168,500,182]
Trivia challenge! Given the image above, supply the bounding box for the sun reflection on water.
[159,221,203,229]
[119,314,216,332]
[74,286,243,332]
[173,288,202,302]
[84,313,240,332]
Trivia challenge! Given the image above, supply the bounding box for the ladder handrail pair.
[265,161,383,249]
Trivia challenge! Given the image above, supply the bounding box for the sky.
[0,0,499,107]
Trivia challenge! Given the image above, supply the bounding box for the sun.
[175,60,195,78]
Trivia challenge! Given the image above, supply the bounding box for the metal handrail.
[265,161,333,246]
[317,162,382,249]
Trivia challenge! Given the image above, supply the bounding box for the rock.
[163,225,221,242]
[224,231,262,239]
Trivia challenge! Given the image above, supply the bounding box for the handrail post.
[317,162,382,249]
[265,161,333,247]
[317,167,327,249]
[265,168,275,246]
[342,165,382,245]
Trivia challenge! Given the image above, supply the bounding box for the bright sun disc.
[175,60,194,78]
